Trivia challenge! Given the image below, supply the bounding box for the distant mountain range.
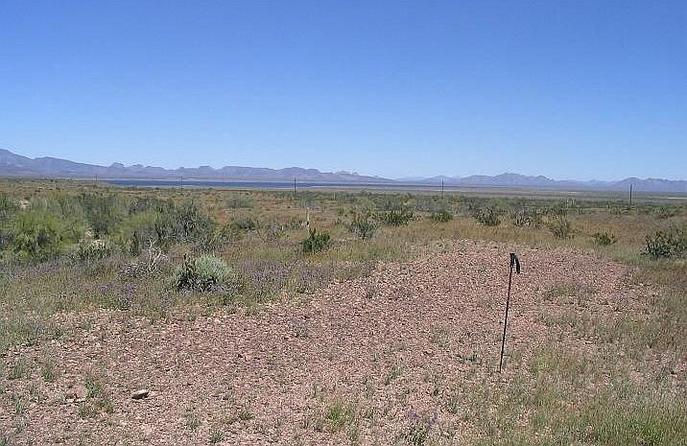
[410,173,687,193]
[1,148,686,193]
[0,148,388,183]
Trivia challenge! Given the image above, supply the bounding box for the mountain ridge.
[0,149,388,183]
[1,149,686,193]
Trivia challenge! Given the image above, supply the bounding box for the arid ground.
[2,240,684,445]
[1,182,686,445]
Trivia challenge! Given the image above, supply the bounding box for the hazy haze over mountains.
[1,149,685,193]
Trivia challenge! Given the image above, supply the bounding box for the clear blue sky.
[1,1,685,180]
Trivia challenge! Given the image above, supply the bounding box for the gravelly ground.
[0,240,658,445]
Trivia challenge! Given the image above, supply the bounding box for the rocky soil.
[0,240,660,445]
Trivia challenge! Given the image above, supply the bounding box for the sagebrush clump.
[173,254,239,292]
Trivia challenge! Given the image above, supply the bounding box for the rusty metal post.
[498,253,520,373]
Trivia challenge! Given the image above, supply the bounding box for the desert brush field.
[0,180,685,445]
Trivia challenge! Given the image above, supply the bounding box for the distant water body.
[101,178,687,201]
[105,178,407,190]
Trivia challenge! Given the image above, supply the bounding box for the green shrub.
[6,210,81,261]
[472,207,501,226]
[173,254,239,292]
[592,231,617,246]
[0,193,18,219]
[377,207,414,226]
[175,201,215,242]
[510,208,542,228]
[645,226,687,259]
[349,211,377,239]
[115,211,167,255]
[128,196,175,215]
[302,228,331,254]
[226,194,254,209]
[655,206,680,219]
[547,216,574,239]
[77,193,127,237]
[430,209,453,223]
[0,194,17,251]
[546,202,569,217]
[230,217,259,232]
[71,239,115,262]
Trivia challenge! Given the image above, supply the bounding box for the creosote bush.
[592,231,617,246]
[230,217,259,232]
[173,254,238,292]
[472,207,501,226]
[302,228,331,254]
[510,208,542,228]
[71,239,115,262]
[377,207,414,226]
[0,193,18,219]
[430,209,453,223]
[547,216,574,239]
[645,226,687,259]
[349,210,377,239]
[5,209,82,261]
[226,194,254,209]
[655,206,680,219]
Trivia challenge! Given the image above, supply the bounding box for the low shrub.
[77,193,127,237]
[6,210,82,261]
[71,239,115,262]
[592,232,617,246]
[175,201,215,242]
[546,202,569,217]
[226,194,254,209]
[114,211,167,255]
[230,217,259,232]
[377,207,414,226]
[655,206,680,219]
[510,208,542,228]
[173,254,239,292]
[302,228,331,254]
[645,226,687,259]
[349,211,377,239]
[547,217,574,239]
[430,209,453,223]
[472,207,501,226]
[0,193,18,219]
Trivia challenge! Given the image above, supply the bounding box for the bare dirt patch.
[0,241,677,445]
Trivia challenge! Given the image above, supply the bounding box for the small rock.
[131,389,150,400]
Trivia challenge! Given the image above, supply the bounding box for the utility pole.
[629,183,633,208]
[180,176,183,190]
[293,177,297,198]
[441,179,444,199]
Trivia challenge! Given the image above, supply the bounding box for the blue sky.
[1,1,685,180]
